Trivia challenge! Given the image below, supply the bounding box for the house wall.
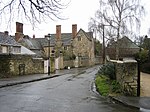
[43,46,55,57]
[72,30,95,67]
[0,54,44,78]
[106,48,139,59]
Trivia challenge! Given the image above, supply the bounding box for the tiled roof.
[18,35,42,50]
[78,29,93,41]
[0,32,20,46]
[21,46,36,55]
[35,33,73,47]
[35,31,93,47]
[108,36,139,49]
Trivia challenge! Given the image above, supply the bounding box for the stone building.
[43,24,97,68]
[0,31,21,54]
[106,36,140,60]
[14,22,102,72]
[0,30,43,77]
[72,29,95,67]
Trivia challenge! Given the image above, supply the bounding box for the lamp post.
[46,34,51,75]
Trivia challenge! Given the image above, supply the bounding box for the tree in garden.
[0,0,68,27]
[89,0,145,60]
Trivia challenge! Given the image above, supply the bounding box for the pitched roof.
[35,33,73,47]
[18,35,42,50]
[20,46,36,55]
[108,36,139,49]
[17,29,93,57]
[0,32,20,46]
[77,29,93,41]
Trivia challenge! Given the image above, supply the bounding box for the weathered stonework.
[114,60,138,96]
[72,30,95,67]
[0,54,44,78]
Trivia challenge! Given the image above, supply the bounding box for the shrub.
[134,50,149,64]
[111,80,122,93]
[141,62,150,74]
[98,63,115,80]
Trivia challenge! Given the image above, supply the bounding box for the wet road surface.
[0,66,140,112]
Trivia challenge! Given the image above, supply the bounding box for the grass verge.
[95,74,121,96]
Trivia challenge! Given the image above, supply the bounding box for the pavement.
[0,67,150,111]
[110,96,150,111]
[0,67,84,88]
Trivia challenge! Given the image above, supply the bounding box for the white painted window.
[2,46,8,53]
[13,47,21,54]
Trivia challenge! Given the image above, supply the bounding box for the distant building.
[14,22,102,70]
[0,28,42,78]
[0,31,21,54]
[106,36,140,60]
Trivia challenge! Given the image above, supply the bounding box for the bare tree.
[0,0,68,28]
[89,0,145,60]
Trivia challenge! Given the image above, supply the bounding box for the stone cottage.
[14,22,102,72]
[41,24,98,69]
[0,30,44,77]
[106,36,140,60]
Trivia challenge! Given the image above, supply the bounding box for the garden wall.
[111,60,138,96]
[0,54,44,78]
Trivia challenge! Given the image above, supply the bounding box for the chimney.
[33,34,35,39]
[15,22,24,41]
[16,22,23,33]
[56,25,61,41]
[4,31,9,36]
[72,24,77,39]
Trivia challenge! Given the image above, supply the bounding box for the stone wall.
[114,60,137,96]
[95,56,103,64]
[0,54,44,78]
[63,60,74,68]
[80,57,89,67]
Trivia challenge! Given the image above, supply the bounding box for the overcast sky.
[0,0,150,38]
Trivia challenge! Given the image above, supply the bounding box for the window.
[64,46,68,50]
[2,46,8,53]
[78,36,81,41]
[13,47,21,54]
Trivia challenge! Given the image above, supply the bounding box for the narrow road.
[0,66,139,112]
